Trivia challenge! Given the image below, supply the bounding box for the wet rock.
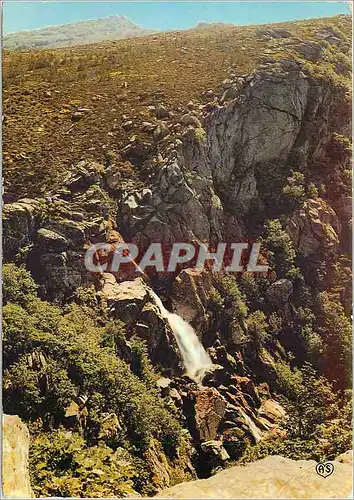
[2,415,34,498]
[172,268,213,328]
[96,275,181,374]
[266,279,293,305]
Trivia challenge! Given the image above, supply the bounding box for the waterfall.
[149,289,213,383]
[239,409,262,442]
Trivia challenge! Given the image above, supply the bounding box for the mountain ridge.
[3,14,159,50]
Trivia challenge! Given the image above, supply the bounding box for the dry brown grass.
[2,15,351,199]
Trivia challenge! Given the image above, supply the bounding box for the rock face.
[155,455,353,499]
[118,56,349,252]
[172,268,213,330]
[286,198,341,256]
[96,274,182,374]
[2,415,33,498]
[195,387,226,441]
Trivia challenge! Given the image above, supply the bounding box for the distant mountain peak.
[4,15,158,51]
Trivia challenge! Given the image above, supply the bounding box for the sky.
[2,1,351,34]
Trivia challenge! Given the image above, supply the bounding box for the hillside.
[3,15,158,51]
[2,14,352,499]
[3,15,351,200]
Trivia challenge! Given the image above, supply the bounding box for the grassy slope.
[2,15,351,199]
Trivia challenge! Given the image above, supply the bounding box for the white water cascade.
[149,289,213,383]
[239,409,263,442]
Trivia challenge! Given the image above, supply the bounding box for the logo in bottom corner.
[315,462,335,478]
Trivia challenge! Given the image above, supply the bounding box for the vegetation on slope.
[3,15,351,199]
[3,264,190,497]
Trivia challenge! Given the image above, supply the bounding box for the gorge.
[2,12,352,499]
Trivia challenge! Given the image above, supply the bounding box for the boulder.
[295,41,324,61]
[3,199,39,260]
[336,450,352,465]
[258,399,286,424]
[266,279,293,305]
[195,387,226,441]
[200,440,229,461]
[37,228,69,252]
[155,105,170,119]
[104,164,122,191]
[97,275,148,323]
[155,455,353,498]
[2,415,34,498]
[180,114,202,128]
[153,122,170,142]
[63,160,104,191]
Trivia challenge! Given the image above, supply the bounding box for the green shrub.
[3,264,38,306]
[30,429,136,498]
[264,220,296,278]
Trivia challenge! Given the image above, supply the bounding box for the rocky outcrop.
[286,198,341,257]
[96,274,182,374]
[2,415,33,498]
[266,279,293,305]
[172,268,213,330]
[3,198,40,261]
[195,387,226,441]
[155,455,353,498]
[116,52,350,255]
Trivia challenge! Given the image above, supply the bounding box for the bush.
[3,264,38,306]
[264,220,296,278]
[30,429,136,498]
[246,311,269,351]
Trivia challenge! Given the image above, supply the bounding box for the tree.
[284,363,339,440]
[246,311,269,351]
[264,219,296,278]
[317,292,352,389]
